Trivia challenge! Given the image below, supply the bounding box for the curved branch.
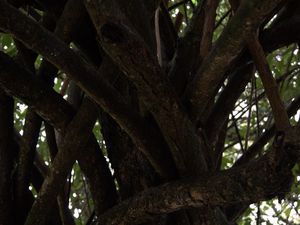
[95,136,299,225]
[25,98,98,225]
[205,64,254,143]
[85,0,208,176]
[0,52,119,221]
[0,0,176,178]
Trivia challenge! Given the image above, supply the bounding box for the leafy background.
[1,0,300,224]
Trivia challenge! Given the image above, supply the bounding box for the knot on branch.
[100,22,125,43]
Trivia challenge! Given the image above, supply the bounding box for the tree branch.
[235,95,300,166]
[205,64,254,144]
[262,17,300,52]
[0,89,16,225]
[94,133,300,225]
[85,0,208,176]
[199,0,219,59]
[169,1,205,96]
[0,52,118,218]
[0,0,176,179]
[24,98,97,225]
[185,0,286,122]
[247,33,290,131]
[203,5,300,147]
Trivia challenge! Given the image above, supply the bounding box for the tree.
[1,0,300,224]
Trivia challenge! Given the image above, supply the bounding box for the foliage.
[1,0,300,225]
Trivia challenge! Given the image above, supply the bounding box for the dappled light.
[1,0,300,225]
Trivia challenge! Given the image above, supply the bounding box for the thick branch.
[114,0,157,53]
[14,13,52,216]
[95,133,300,225]
[14,3,105,221]
[204,0,300,145]
[0,52,74,130]
[185,0,286,122]
[0,1,176,178]
[199,0,219,59]
[262,17,300,52]
[169,2,205,96]
[85,0,208,176]
[205,64,254,143]
[25,98,97,225]
[15,110,42,218]
[0,53,118,217]
[204,8,300,148]
[0,89,15,225]
[247,34,290,131]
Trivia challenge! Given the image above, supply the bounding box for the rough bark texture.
[0,0,300,224]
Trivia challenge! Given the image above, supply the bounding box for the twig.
[229,66,300,125]
[183,2,189,25]
[245,75,255,151]
[168,0,189,11]
[254,77,261,138]
[215,9,231,30]
[231,113,244,152]
[234,95,300,166]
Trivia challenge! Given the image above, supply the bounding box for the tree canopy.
[1,0,300,225]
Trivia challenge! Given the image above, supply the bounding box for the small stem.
[245,75,254,151]
[231,113,244,153]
